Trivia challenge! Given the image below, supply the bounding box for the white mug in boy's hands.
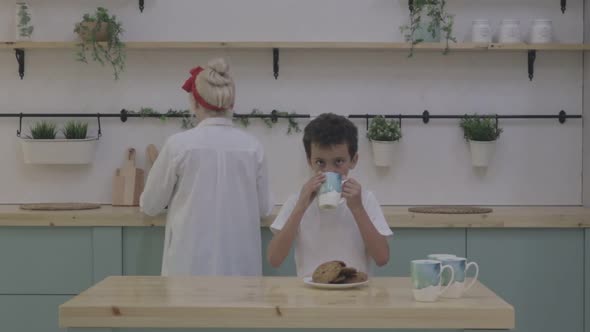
[318,172,348,209]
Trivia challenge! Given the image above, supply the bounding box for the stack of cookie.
[311,261,368,284]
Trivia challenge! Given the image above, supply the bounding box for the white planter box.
[20,137,98,164]
[469,140,496,168]
[370,140,397,167]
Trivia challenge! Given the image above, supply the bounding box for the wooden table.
[59,276,514,331]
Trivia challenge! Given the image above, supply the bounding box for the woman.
[140,58,273,276]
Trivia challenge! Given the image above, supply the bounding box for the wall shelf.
[2,42,586,80]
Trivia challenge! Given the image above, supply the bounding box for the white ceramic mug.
[428,255,479,298]
[410,259,455,302]
[427,253,457,261]
[318,172,348,209]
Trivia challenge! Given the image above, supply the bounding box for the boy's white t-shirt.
[270,190,393,277]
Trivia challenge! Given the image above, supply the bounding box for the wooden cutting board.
[20,203,101,211]
[112,148,144,206]
[146,144,159,166]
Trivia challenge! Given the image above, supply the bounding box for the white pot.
[468,140,496,168]
[20,137,98,164]
[370,140,397,167]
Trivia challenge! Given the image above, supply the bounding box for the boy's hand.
[296,172,326,209]
[342,178,363,211]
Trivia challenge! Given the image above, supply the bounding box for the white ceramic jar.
[530,19,552,43]
[472,19,492,43]
[499,19,521,43]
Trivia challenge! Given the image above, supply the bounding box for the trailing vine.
[233,109,301,135]
[399,0,456,57]
[127,107,302,134]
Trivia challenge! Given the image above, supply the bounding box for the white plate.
[303,276,369,289]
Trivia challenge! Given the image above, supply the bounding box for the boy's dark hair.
[303,113,358,159]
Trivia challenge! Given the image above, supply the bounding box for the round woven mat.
[408,206,493,214]
[20,203,101,211]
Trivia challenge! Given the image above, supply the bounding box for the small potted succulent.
[366,116,402,167]
[460,114,503,168]
[20,120,98,165]
[74,7,125,79]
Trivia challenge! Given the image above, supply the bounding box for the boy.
[267,113,392,277]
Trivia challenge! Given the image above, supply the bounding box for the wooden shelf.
[0,41,587,51]
[2,41,583,80]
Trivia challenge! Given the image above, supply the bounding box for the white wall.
[0,0,584,205]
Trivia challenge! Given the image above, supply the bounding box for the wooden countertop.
[1,204,589,228]
[59,276,514,329]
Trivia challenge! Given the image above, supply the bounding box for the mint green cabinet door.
[586,229,590,332]
[123,227,164,276]
[262,228,296,276]
[379,228,466,277]
[466,229,584,332]
[0,228,93,294]
[0,295,71,332]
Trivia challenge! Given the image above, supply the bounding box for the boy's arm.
[343,179,391,266]
[267,202,306,267]
[267,173,326,268]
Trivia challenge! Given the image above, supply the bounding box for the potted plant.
[459,115,503,168]
[74,7,125,79]
[399,0,456,57]
[15,2,34,41]
[20,120,98,165]
[366,116,402,167]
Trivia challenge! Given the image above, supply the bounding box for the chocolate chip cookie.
[312,261,345,283]
[343,271,368,284]
[340,267,357,277]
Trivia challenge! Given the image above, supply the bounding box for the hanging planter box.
[468,140,496,168]
[20,137,98,164]
[370,140,397,167]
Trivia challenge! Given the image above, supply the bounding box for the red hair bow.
[182,66,225,112]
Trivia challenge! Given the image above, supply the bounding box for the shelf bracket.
[561,0,566,13]
[528,50,536,81]
[273,48,279,79]
[139,0,145,12]
[15,49,25,79]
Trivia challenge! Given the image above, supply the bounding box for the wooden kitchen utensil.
[20,203,101,211]
[146,144,159,166]
[408,206,493,214]
[112,148,144,206]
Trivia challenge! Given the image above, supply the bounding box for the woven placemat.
[408,206,493,214]
[20,203,101,211]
